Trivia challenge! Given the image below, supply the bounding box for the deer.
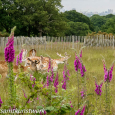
[0,58,42,81]
[29,49,36,57]
[22,49,71,71]
[54,52,71,65]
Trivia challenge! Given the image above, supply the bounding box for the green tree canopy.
[0,0,68,37]
[64,10,94,31]
[65,21,90,36]
[101,18,115,34]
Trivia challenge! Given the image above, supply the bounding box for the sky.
[61,0,115,13]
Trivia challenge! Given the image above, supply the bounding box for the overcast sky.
[61,0,115,13]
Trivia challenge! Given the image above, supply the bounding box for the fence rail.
[0,35,115,52]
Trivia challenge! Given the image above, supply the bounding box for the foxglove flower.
[54,72,59,93]
[75,109,80,115]
[44,110,46,114]
[46,75,49,87]
[80,50,82,58]
[80,90,85,98]
[75,105,86,115]
[48,58,51,72]
[95,82,103,96]
[70,101,73,108]
[16,50,23,65]
[103,63,114,82]
[0,97,3,107]
[74,56,81,72]
[5,34,15,62]
[50,67,54,82]
[62,64,69,90]
[23,90,27,98]
[74,55,86,77]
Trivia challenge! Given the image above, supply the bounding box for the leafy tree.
[64,10,94,31]
[0,0,68,37]
[101,18,115,34]
[90,14,106,32]
[65,21,90,36]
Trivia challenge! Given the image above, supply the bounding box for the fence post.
[44,36,46,51]
[72,36,74,49]
[113,36,114,49]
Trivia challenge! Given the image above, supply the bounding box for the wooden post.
[72,36,74,49]
[44,36,46,51]
[113,36,114,49]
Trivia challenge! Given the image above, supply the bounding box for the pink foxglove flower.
[75,105,86,115]
[62,64,69,90]
[54,72,59,93]
[80,50,82,58]
[95,82,103,96]
[0,97,3,107]
[5,34,15,62]
[103,62,114,82]
[16,50,23,65]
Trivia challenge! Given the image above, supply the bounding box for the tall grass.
[0,44,115,114]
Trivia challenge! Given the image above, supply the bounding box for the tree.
[64,10,94,31]
[101,18,115,34]
[0,0,68,37]
[65,21,90,36]
[90,14,106,32]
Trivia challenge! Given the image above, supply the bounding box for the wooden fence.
[0,35,115,52]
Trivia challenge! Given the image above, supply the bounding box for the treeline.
[90,14,115,34]
[0,0,115,37]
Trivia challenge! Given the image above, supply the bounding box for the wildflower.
[74,56,81,72]
[74,55,86,77]
[0,97,3,107]
[103,63,114,82]
[54,72,59,93]
[16,50,23,65]
[80,50,82,58]
[70,101,73,108]
[62,64,69,90]
[80,105,86,114]
[32,77,36,87]
[95,82,103,96]
[23,90,27,98]
[62,81,66,90]
[40,112,42,115]
[46,59,54,87]
[48,58,51,72]
[44,110,46,114]
[46,75,49,87]
[50,67,54,82]
[75,109,80,115]
[4,34,15,62]
[75,105,86,115]
[80,90,85,98]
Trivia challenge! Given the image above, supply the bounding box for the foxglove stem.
[105,82,110,114]
[77,71,80,109]
[8,62,16,107]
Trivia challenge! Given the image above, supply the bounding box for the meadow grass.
[0,44,115,114]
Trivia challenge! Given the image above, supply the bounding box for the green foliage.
[64,10,94,32]
[101,17,115,34]
[65,21,90,36]
[0,0,68,37]
[90,15,106,32]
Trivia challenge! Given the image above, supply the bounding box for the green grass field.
[0,44,115,114]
